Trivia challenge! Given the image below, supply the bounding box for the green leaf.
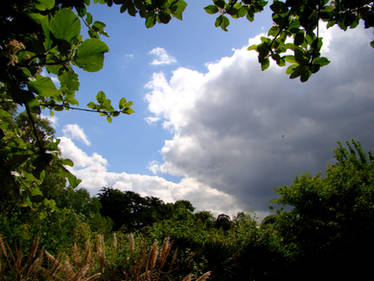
[59,71,80,93]
[247,44,257,51]
[67,172,81,188]
[120,4,127,13]
[270,1,288,14]
[220,16,230,31]
[237,7,247,17]
[21,67,32,77]
[73,39,109,72]
[171,0,187,20]
[313,57,330,66]
[61,158,74,166]
[286,63,298,74]
[112,111,120,117]
[261,58,270,71]
[106,116,112,123]
[50,8,81,43]
[215,15,223,27]
[123,108,135,114]
[158,12,172,24]
[96,91,106,104]
[31,186,43,197]
[213,0,225,9]
[20,196,33,208]
[86,12,93,25]
[204,5,219,14]
[246,9,254,21]
[34,0,55,11]
[370,40,374,48]
[294,49,307,64]
[289,65,302,79]
[300,71,311,82]
[285,43,296,50]
[294,31,304,46]
[87,101,97,109]
[102,99,113,111]
[88,29,99,39]
[145,15,156,28]
[119,97,127,109]
[268,26,280,37]
[45,64,62,75]
[284,55,296,63]
[28,75,59,97]
[92,21,106,32]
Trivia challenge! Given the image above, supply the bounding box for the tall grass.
[0,233,210,281]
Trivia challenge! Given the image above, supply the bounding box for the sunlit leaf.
[28,75,59,97]
[73,39,109,72]
[50,8,81,43]
[34,0,55,11]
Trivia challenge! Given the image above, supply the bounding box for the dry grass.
[0,233,210,281]
[0,234,44,281]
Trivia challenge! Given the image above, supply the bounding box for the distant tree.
[215,214,232,231]
[268,140,374,280]
[174,200,195,212]
[98,187,171,232]
[195,211,216,227]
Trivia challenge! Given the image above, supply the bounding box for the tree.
[266,140,374,280]
[0,0,187,215]
[98,187,171,231]
[205,0,374,81]
[215,214,232,231]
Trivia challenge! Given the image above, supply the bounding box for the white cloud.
[149,47,177,65]
[62,124,91,146]
[58,137,241,216]
[144,25,374,213]
[148,160,160,174]
[144,69,204,130]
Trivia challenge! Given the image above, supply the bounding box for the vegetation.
[1,1,374,280]
[205,0,374,81]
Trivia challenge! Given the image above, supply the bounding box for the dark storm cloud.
[146,26,374,213]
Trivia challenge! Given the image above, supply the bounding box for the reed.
[0,233,210,281]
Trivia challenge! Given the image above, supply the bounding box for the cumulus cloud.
[149,47,177,65]
[58,133,241,216]
[62,124,91,146]
[144,25,374,214]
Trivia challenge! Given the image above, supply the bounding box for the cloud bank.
[62,124,91,146]
[144,26,374,213]
[58,128,241,216]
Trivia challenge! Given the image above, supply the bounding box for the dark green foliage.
[215,213,232,230]
[205,0,374,81]
[268,140,374,280]
[98,187,202,232]
[98,187,171,231]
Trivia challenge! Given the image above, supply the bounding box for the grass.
[0,233,210,281]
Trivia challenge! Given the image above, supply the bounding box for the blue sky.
[50,2,374,218]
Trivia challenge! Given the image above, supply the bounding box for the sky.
[49,1,374,219]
